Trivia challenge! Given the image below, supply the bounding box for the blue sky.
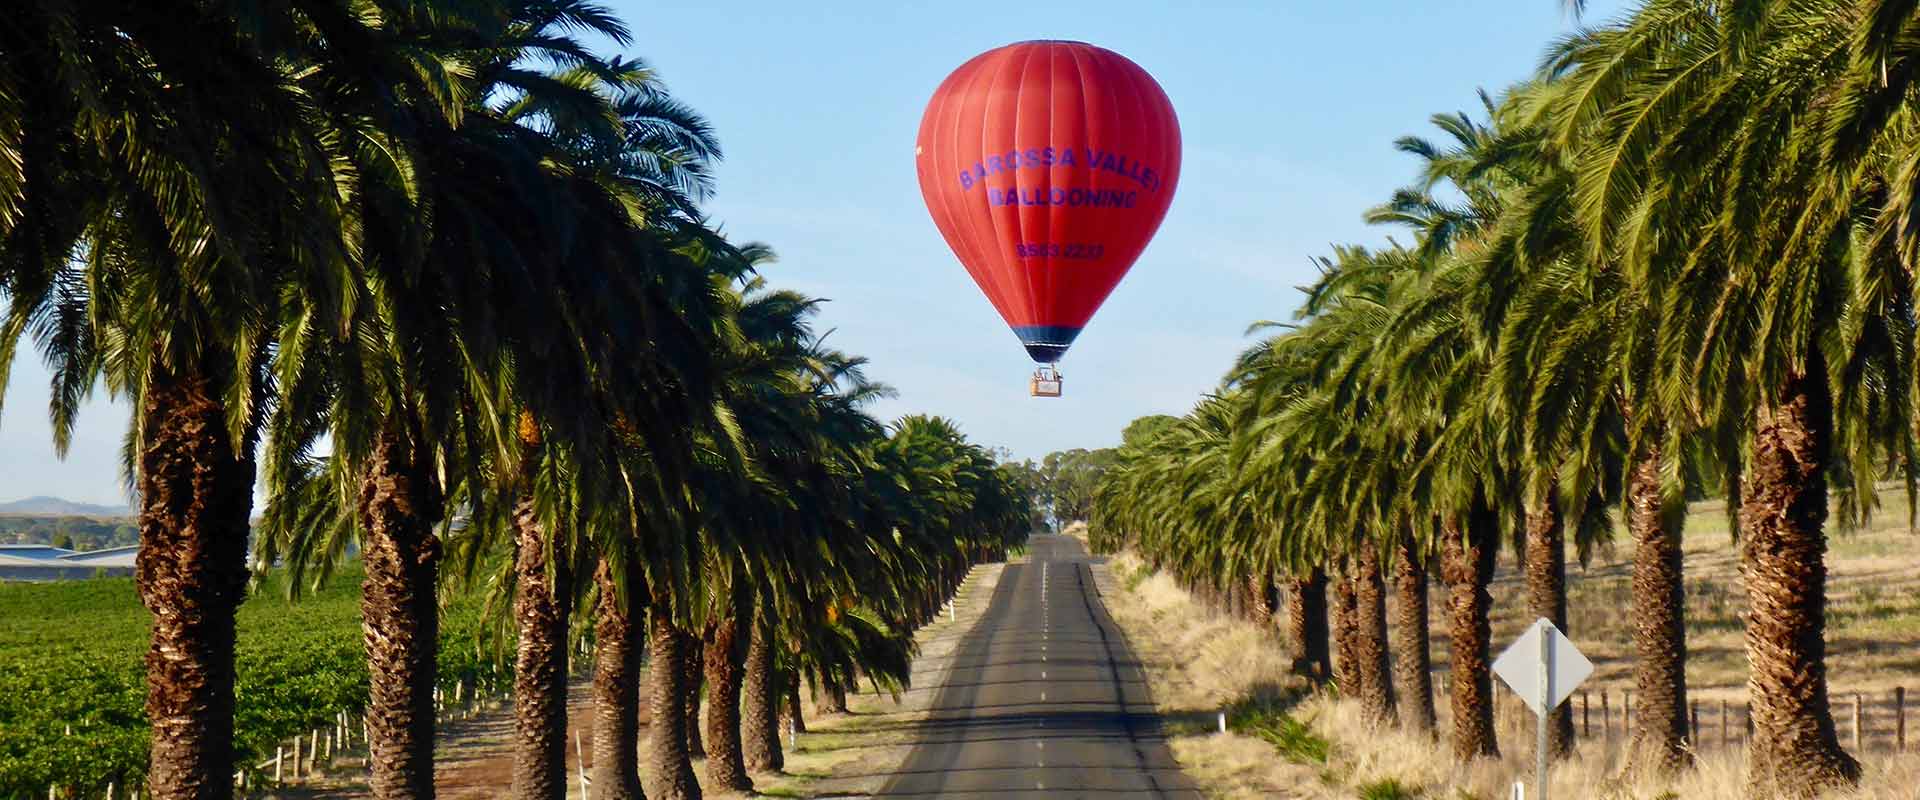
[0,0,1627,505]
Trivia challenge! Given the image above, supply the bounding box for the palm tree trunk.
[137,367,256,800]
[681,632,705,757]
[1354,544,1397,727]
[740,619,784,772]
[1246,572,1270,628]
[1260,573,1282,639]
[645,609,702,800]
[510,472,571,800]
[1288,567,1332,684]
[819,680,849,715]
[703,616,752,791]
[1330,560,1360,694]
[1741,367,1860,798]
[359,423,443,800]
[1523,490,1573,757]
[1626,443,1690,773]
[1441,506,1499,761]
[590,559,644,800]
[1393,531,1435,735]
[784,670,806,734]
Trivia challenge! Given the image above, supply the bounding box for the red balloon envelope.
[915,40,1181,364]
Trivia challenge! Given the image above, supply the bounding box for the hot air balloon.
[915,40,1181,397]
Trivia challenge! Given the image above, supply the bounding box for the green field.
[0,565,501,796]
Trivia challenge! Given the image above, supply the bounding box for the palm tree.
[1544,4,1920,792]
[1391,528,1435,735]
[259,5,728,795]
[1,3,359,795]
[1232,246,1424,730]
[741,607,786,773]
[700,568,751,791]
[489,19,731,800]
[1288,569,1334,684]
[648,596,703,799]
[1374,91,1665,758]
[590,554,647,800]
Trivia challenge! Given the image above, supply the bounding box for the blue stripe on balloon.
[1012,326,1082,364]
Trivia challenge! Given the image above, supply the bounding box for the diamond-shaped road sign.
[1493,617,1593,717]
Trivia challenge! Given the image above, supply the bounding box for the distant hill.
[0,496,134,518]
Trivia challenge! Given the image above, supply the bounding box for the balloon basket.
[1030,365,1063,398]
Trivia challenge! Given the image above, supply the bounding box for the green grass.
[1358,777,1424,799]
[1224,696,1328,765]
[0,563,499,795]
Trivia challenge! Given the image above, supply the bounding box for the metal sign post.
[1536,624,1551,800]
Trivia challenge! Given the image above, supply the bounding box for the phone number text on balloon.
[1014,243,1106,260]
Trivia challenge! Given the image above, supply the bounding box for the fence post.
[1601,690,1610,740]
[275,745,284,783]
[292,736,302,779]
[1624,690,1632,733]
[1689,701,1698,742]
[1745,702,1754,742]
[1853,693,1863,753]
[1720,699,1729,748]
[574,729,589,800]
[1898,687,1907,751]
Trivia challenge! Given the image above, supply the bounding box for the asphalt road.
[874,534,1203,799]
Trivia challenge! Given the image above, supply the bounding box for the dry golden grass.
[1092,489,1920,800]
[1099,550,1328,797]
[1103,551,1302,713]
[1501,487,1920,747]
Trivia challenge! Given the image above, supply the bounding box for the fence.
[1431,683,1917,755]
[44,675,510,799]
[1559,687,1911,753]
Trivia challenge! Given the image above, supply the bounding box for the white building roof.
[55,546,139,567]
[0,544,75,560]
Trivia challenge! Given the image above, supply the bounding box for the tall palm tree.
[1391,527,1435,735]
[1547,4,1920,792]
[257,5,728,796]
[1,3,358,795]
[1381,98,1593,755]
[590,553,647,800]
